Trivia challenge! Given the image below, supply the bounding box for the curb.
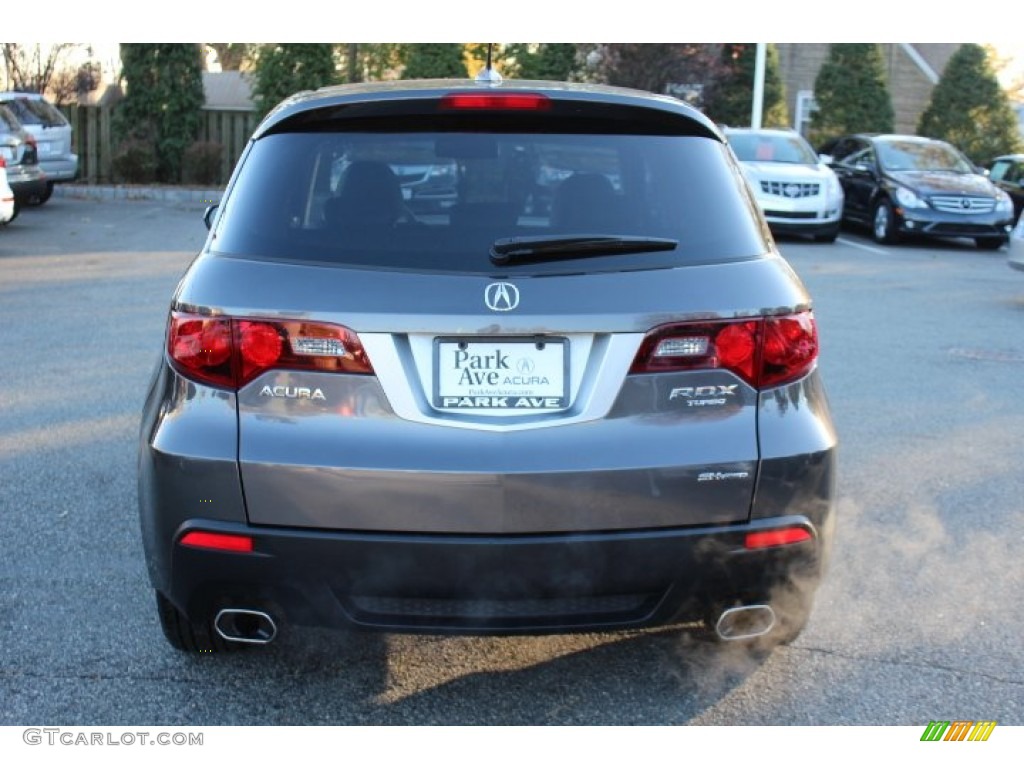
[52,184,223,205]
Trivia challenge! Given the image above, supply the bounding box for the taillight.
[744,527,813,550]
[0,156,6,168]
[180,531,254,553]
[630,311,817,388]
[168,315,234,388]
[167,312,373,389]
[440,92,550,111]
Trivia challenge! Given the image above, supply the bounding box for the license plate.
[37,142,51,154]
[434,338,568,410]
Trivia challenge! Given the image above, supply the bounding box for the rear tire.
[155,591,237,653]
[769,592,814,646]
[27,182,53,206]
[975,236,1006,250]
[872,199,899,244]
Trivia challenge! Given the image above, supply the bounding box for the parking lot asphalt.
[0,198,1022,726]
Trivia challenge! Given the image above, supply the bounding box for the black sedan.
[821,134,1015,249]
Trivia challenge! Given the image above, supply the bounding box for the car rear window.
[212,130,768,275]
[1,97,67,128]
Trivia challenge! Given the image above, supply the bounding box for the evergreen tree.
[401,44,468,79]
[705,43,788,128]
[505,44,578,81]
[810,44,893,145]
[115,44,205,183]
[918,44,1022,165]
[586,44,725,103]
[338,43,403,83]
[252,44,337,117]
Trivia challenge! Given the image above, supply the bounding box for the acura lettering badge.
[485,282,519,312]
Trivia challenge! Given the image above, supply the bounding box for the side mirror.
[818,153,834,165]
[203,204,219,231]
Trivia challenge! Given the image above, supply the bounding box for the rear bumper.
[7,169,47,202]
[39,156,77,182]
[161,515,825,634]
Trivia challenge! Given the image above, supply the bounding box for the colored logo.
[920,721,996,742]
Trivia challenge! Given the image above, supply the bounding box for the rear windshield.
[1,97,67,128]
[212,131,768,275]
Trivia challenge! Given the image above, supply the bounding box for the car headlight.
[824,173,843,203]
[894,186,927,209]
[994,190,1013,213]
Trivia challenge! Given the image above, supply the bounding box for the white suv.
[725,128,843,243]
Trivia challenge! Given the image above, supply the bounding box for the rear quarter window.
[212,128,769,276]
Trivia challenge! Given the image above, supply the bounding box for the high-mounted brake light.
[180,531,254,553]
[630,311,817,388]
[440,93,550,111]
[167,312,373,390]
[744,527,813,550]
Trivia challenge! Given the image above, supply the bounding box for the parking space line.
[837,237,889,256]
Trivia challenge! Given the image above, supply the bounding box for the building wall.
[775,44,961,138]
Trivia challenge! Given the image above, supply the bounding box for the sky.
[11,0,1024,98]
[29,0,1024,45]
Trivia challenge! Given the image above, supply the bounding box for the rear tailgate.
[176,255,810,534]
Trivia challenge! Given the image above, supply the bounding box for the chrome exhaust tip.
[715,604,776,641]
[214,608,278,645]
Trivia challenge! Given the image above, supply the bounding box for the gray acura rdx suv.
[139,78,837,652]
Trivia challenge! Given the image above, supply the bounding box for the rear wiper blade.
[490,235,677,266]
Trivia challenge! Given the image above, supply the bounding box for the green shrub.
[182,141,224,186]
[111,139,158,184]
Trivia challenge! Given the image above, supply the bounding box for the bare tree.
[2,43,83,93]
[47,61,102,106]
[206,44,256,72]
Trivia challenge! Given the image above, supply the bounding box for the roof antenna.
[475,43,503,86]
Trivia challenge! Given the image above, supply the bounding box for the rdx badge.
[259,385,326,401]
[668,384,738,407]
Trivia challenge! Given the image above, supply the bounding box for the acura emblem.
[484,282,519,311]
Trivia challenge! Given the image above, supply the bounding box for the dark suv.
[822,134,1015,248]
[140,79,837,652]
